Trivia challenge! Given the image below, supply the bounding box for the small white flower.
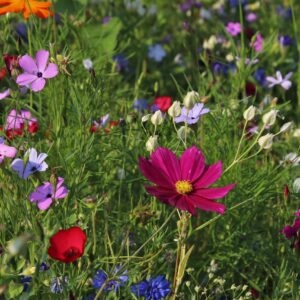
[293,128,300,139]
[293,178,300,193]
[83,58,93,70]
[280,153,300,167]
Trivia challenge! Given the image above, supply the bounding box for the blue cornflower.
[229,0,246,8]
[276,5,292,19]
[253,68,266,86]
[148,44,166,62]
[278,35,294,47]
[131,275,171,300]
[39,262,49,272]
[133,98,148,112]
[93,267,128,292]
[20,276,32,292]
[113,54,129,72]
[212,62,235,76]
[16,23,28,43]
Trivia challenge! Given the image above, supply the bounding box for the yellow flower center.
[175,180,193,194]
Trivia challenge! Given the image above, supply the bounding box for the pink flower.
[0,141,17,164]
[226,22,241,36]
[246,13,257,22]
[16,50,58,92]
[0,89,10,100]
[253,33,263,52]
[29,177,68,210]
[139,146,235,215]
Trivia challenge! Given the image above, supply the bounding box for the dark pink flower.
[281,219,300,239]
[16,50,58,92]
[139,146,235,215]
[226,22,241,36]
[252,33,264,52]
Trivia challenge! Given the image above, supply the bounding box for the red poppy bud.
[284,185,289,200]
[154,96,172,112]
[48,227,86,263]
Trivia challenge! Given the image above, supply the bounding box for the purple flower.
[113,54,129,72]
[93,267,128,292]
[11,148,48,179]
[131,275,171,300]
[253,68,266,86]
[29,177,68,210]
[266,71,293,90]
[133,98,148,111]
[148,44,166,62]
[175,103,209,124]
[102,16,111,24]
[229,0,247,8]
[281,219,300,239]
[0,89,10,100]
[16,23,28,43]
[246,12,257,22]
[16,50,58,92]
[278,35,293,47]
[226,22,241,36]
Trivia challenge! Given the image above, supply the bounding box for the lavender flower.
[0,89,10,100]
[11,148,48,179]
[29,177,68,210]
[174,103,209,124]
[266,71,293,90]
[133,98,148,111]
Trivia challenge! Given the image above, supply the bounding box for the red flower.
[284,184,289,200]
[0,67,6,80]
[3,54,19,76]
[245,82,256,97]
[154,96,172,112]
[48,227,87,263]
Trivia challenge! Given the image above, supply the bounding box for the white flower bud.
[177,126,192,140]
[262,109,278,126]
[141,114,151,122]
[185,281,191,287]
[146,135,158,152]
[279,122,293,133]
[183,91,199,110]
[168,101,181,118]
[293,128,300,139]
[151,110,164,126]
[258,133,274,149]
[243,105,256,121]
[293,178,300,193]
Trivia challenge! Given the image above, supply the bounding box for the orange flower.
[0,0,53,19]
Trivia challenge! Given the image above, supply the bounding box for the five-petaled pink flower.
[16,50,58,92]
[139,146,235,215]
[226,22,241,36]
[0,139,17,164]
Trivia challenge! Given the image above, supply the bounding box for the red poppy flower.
[48,227,87,263]
[154,96,172,112]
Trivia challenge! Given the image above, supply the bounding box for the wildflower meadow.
[1,0,300,299]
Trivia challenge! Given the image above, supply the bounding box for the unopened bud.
[293,128,300,139]
[258,133,274,149]
[279,122,293,133]
[151,110,164,126]
[141,114,151,122]
[146,135,158,152]
[243,105,256,121]
[183,91,199,110]
[168,101,181,118]
[262,109,278,126]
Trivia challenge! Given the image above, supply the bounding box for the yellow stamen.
[175,180,193,194]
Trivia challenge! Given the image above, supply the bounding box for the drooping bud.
[183,91,199,110]
[279,122,293,133]
[243,105,256,121]
[141,114,151,122]
[168,101,181,118]
[146,135,158,152]
[151,110,163,126]
[262,109,278,126]
[258,133,274,149]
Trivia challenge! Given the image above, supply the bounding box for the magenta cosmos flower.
[29,177,68,210]
[16,50,58,92]
[139,146,235,215]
